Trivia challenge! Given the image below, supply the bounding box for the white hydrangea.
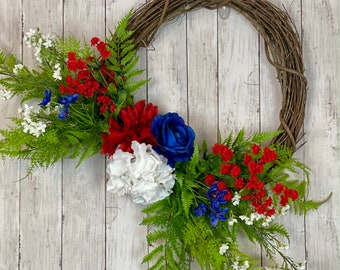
[19,104,47,137]
[106,141,176,205]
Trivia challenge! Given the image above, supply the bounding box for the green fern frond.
[181,189,194,218]
[250,130,283,144]
[142,245,164,264]
[232,129,245,147]
[293,192,332,215]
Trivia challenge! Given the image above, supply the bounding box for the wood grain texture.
[0,0,21,268]
[0,0,339,269]
[259,0,307,267]
[187,8,218,145]
[19,0,63,269]
[302,0,340,269]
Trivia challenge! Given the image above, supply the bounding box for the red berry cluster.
[273,183,299,206]
[211,142,298,218]
[60,52,101,97]
[91,37,111,60]
[59,37,119,115]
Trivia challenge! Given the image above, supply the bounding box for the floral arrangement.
[0,12,329,270]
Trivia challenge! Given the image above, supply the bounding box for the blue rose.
[151,112,195,167]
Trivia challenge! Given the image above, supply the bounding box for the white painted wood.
[19,0,63,269]
[62,156,106,269]
[218,7,260,136]
[259,1,307,268]
[61,0,106,269]
[187,8,218,146]
[302,0,340,269]
[147,16,188,117]
[0,1,21,269]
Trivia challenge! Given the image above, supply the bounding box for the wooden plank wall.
[0,0,339,269]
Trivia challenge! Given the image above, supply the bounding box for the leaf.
[181,189,194,218]
[293,192,332,215]
[142,245,164,264]
[250,130,283,144]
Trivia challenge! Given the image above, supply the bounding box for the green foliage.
[142,129,329,270]
[0,12,149,171]
[105,10,148,116]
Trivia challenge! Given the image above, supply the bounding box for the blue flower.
[39,89,52,106]
[194,203,208,217]
[58,106,69,120]
[57,94,78,120]
[209,207,229,227]
[151,112,195,167]
[58,94,79,105]
[207,182,226,202]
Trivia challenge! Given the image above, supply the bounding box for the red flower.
[91,37,100,46]
[96,41,111,60]
[260,147,277,163]
[248,160,264,174]
[101,100,158,156]
[230,165,241,177]
[251,144,261,155]
[212,143,224,155]
[279,195,288,206]
[273,183,284,194]
[234,178,245,189]
[224,191,233,202]
[97,95,116,114]
[265,208,276,217]
[220,163,232,175]
[205,174,215,186]
[221,147,233,162]
[217,180,227,191]
[243,153,252,165]
[211,144,233,161]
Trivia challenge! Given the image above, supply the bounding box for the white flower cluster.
[106,141,176,205]
[18,104,47,137]
[0,88,12,100]
[232,192,241,206]
[239,212,275,227]
[219,243,229,255]
[24,28,54,63]
[231,259,250,270]
[13,63,24,75]
[52,63,62,80]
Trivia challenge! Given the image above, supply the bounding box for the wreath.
[0,0,330,269]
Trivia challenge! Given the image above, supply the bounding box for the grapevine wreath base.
[127,0,307,150]
[0,0,330,269]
